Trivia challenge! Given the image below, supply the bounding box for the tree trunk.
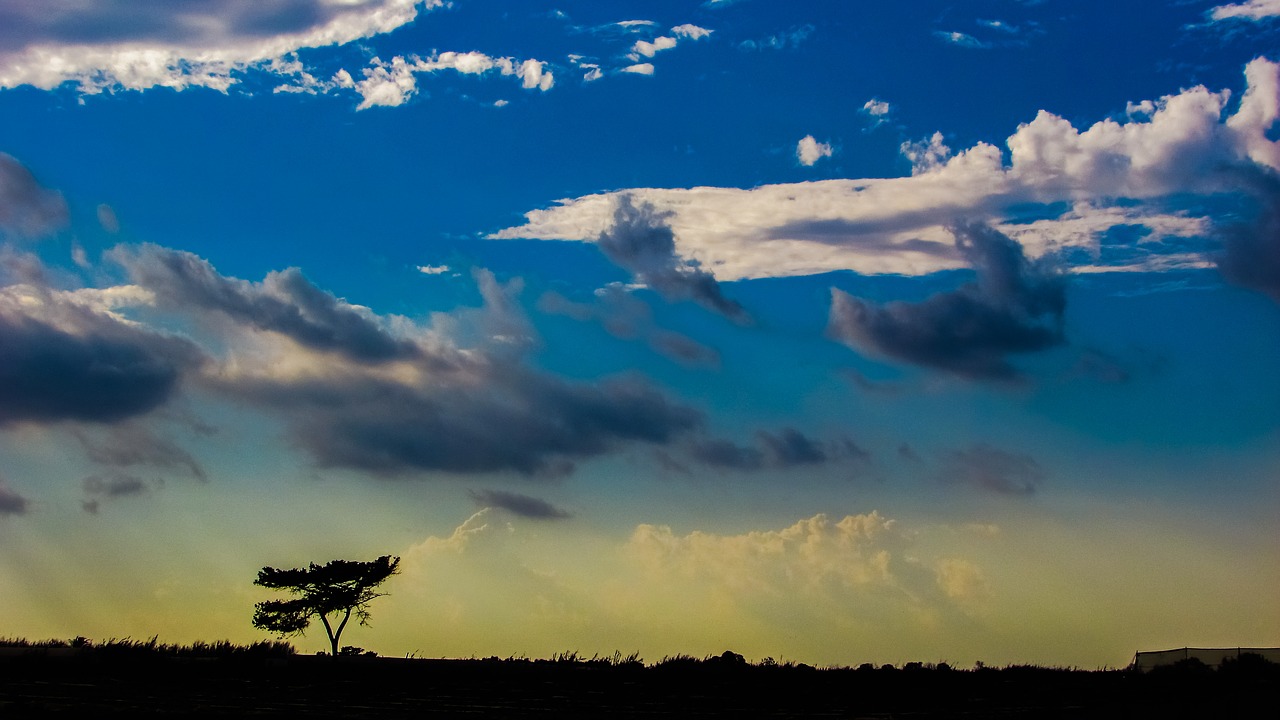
[319,614,339,656]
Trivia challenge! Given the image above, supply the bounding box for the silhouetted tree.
[252,555,400,656]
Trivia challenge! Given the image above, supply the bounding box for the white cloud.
[354,57,420,110]
[863,99,891,117]
[0,0,444,93]
[493,59,1280,280]
[796,135,834,166]
[900,131,952,175]
[516,59,555,91]
[671,24,714,40]
[387,509,989,662]
[417,264,452,275]
[935,31,990,49]
[627,512,904,593]
[349,51,555,109]
[622,63,656,75]
[1210,0,1280,20]
[632,36,679,58]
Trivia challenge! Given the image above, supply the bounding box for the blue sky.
[0,0,1277,666]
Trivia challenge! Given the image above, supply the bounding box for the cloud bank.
[493,59,1280,284]
[0,0,444,93]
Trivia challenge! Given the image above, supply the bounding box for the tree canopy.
[252,555,400,656]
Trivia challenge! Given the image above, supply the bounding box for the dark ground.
[1,650,1276,718]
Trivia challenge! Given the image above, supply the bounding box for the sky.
[0,0,1277,669]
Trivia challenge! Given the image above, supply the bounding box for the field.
[1,641,1276,718]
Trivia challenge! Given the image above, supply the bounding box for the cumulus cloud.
[347,51,554,109]
[940,444,1044,495]
[628,23,710,61]
[862,99,891,117]
[0,0,445,94]
[595,196,751,323]
[352,55,420,109]
[0,153,68,239]
[494,58,1280,282]
[621,63,655,75]
[113,244,422,363]
[0,280,205,427]
[2,234,709,479]
[632,36,678,58]
[797,135,834,166]
[148,259,706,478]
[393,508,995,662]
[0,477,29,516]
[1210,0,1280,21]
[671,24,714,40]
[828,222,1066,381]
[469,489,573,520]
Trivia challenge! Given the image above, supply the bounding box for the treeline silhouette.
[2,638,1275,718]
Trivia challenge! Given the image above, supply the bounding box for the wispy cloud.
[0,477,29,517]
[0,154,68,239]
[538,287,721,367]
[934,31,990,49]
[940,444,1044,495]
[686,428,870,472]
[738,24,814,51]
[469,489,573,520]
[1209,0,1280,21]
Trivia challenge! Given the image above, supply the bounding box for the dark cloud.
[230,369,703,478]
[0,153,68,238]
[758,428,828,466]
[689,437,764,470]
[81,472,148,514]
[597,196,752,324]
[688,428,869,472]
[114,244,420,363]
[187,268,707,478]
[0,296,204,427]
[0,0,357,53]
[940,443,1043,496]
[0,477,29,516]
[828,221,1066,380]
[74,425,206,481]
[468,489,573,520]
[1216,169,1280,303]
